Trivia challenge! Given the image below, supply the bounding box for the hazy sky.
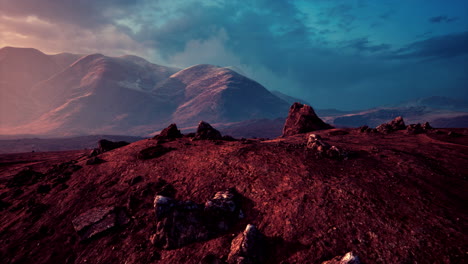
[1,0,467,109]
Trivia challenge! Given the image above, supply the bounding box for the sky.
[0,0,467,110]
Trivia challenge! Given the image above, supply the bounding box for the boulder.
[227,224,265,264]
[422,122,432,130]
[72,206,129,241]
[406,123,424,134]
[376,116,406,133]
[151,196,209,249]
[204,189,242,232]
[154,123,183,140]
[97,139,129,153]
[306,134,330,151]
[138,145,173,160]
[322,252,361,264]
[90,139,129,156]
[194,121,223,140]
[152,189,242,249]
[282,102,333,137]
[306,134,347,160]
[358,126,376,133]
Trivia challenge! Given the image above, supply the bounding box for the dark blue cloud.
[393,31,468,60]
[429,15,459,23]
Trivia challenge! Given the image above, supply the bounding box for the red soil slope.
[0,128,467,263]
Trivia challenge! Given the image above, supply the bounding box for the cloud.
[344,38,391,53]
[429,15,458,23]
[392,31,468,60]
[0,0,467,109]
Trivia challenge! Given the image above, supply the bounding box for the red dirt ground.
[0,128,467,263]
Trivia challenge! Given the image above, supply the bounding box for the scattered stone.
[358,125,369,133]
[154,123,183,140]
[306,134,347,159]
[376,116,406,133]
[86,157,105,165]
[282,102,333,137]
[46,161,82,186]
[358,126,377,133]
[152,189,242,249]
[227,224,265,264]
[72,206,129,241]
[8,169,44,187]
[407,121,433,134]
[322,252,361,264]
[193,121,223,140]
[406,123,424,134]
[306,134,330,150]
[138,145,173,160]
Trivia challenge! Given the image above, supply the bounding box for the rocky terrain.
[0,103,466,263]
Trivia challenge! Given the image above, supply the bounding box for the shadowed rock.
[151,196,209,249]
[322,252,361,264]
[90,139,129,156]
[98,139,129,152]
[407,121,433,134]
[227,224,265,264]
[8,169,44,187]
[72,207,129,241]
[194,121,223,140]
[151,189,242,249]
[282,102,333,137]
[154,123,183,140]
[376,116,406,133]
[86,157,105,165]
[204,189,243,232]
[138,145,173,160]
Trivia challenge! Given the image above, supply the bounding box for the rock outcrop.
[154,123,183,140]
[376,116,406,133]
[72,206,129,241]
[90,139,129,156]
[193,121,223,140]
[407,122,433,134]
[152,189,242,249]
[306,134,347,159]
[227,224,265,264]
[137,145,173,160]
[322,252,361,264]
[282,102,333,137]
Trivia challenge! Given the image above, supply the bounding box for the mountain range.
[0,46,467,138]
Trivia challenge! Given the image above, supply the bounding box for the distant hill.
[1,47,467,138]
[0,47,289,136]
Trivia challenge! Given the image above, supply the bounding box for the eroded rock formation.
[282,102,332,137]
